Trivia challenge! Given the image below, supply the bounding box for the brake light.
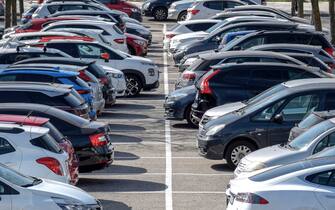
[114,38,125,44]
[79,70,92,82]
[100,77,109,85]
[325,47,335,57]
[235,193,269,205]
[200,70,220,94]
[77,89,90,94]
[182,72,196,81]
[188,9,200,15]
[165,34,176,39]
[89,133,108,147]
[36,157,63,176]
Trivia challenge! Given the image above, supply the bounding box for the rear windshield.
[90,63,107,78]
[298,113,324,129]
[42,121,64,143]
[65,92,84,107]
[113,25,124,35]
[30,133,62,153]
[194,58,222,72]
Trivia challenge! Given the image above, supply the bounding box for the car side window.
[307,171,333,186]
[60,5,85,11]
[47,5,61,14]
[239,37,265,50]
[286,69,319,80]
[224,1,243,8]
[78,44,104,59]
[203,1,224,10]
[47,43,79,57]
[0,91,31,103]
[223,57,260,63]
[314,132,335,154]
[325,92,335,110]
[0,181,15,195]
[15,74,54,83]
[0,75,16,81]
[252,99,285,121]
[280,94,320,122]
[0,137,15,155]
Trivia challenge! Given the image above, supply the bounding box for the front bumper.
[164,100,185,120]
[197,135,224,160]
[168,8,179,19]
[143,80,160,91]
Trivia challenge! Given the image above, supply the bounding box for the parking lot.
[74,17,232,210]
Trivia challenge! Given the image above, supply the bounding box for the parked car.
[1,31,78,44]
[95,0,142,21]
[125,23,152,45]
[0,123,70,183]
[227,157,335,210]
[283,52,332,73]
[126,33,148,56]
[198,78,335,168]
[234,117,335,178]
[0,103,114,172]
[0,163,102,209]
[250,44,335,70]
[142,0,181,20]
[186,0,247,20]
[289,111,335,141]
[21,4,39,24]
[34,39,159,96]
[163,19,221,50]
[168,0,195,21]
[0,114,79,185]
[211,10,281,20]
[0,82,90,119]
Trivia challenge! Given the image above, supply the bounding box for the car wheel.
[177,11,187,21]
[185,105,198,128]
[225,140,256,169]
[153,7,168,21]
[125,74,142,96]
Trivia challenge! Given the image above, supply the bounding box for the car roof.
[1,68,79,77]
[10,31,76,38]
[0,114,49,126]
[250,43,323,51]
[47,19,116,26]
[177,19,221,25]
[0,82,72,93]
[214,21,298,33]
[13,57,94,66]
[0,46,62,54]
[312,110,335,119]
[49,10,115,16]
[283,78,335,88]
[44,1,96,5]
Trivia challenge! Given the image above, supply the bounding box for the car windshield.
[298,113,324,129]
[0,164,41,187]
[288,120,334,150]
[244,84,287,106]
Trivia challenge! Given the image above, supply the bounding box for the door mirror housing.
[214,36,222,43]
[100,52,110,62]
[273,114,283,124]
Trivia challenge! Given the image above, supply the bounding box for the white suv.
[0,123,71,183]
[186,0,246,20]
[42,20,128,53]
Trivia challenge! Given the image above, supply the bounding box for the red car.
[126,33,148,56]
[97,0,142,22]
[0,114,79,185]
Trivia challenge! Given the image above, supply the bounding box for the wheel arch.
[122,69,146,86]
[223,135,260,157]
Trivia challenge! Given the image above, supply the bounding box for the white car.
[186,0,246,20]
[168,0,197,21]
[100,65,127,97]
[227,157,335,210]
[0,163,101,210]
[163,19,221,50]
[42,20,128,53]
[0,123,70,183]
[35,39,159,96]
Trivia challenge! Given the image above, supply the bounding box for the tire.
[225,140,256,169]
[153,7,168,21]
[177,11,187,21]
[185,105,198,128]
[125,74,143,97]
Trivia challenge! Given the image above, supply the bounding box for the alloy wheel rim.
[126,77,139,96]
[156,9,166,20]
[231,145,251,166]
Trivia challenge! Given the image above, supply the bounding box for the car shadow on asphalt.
[109,103,156,110]
[94,165,147,174]
[114,151,140,161]
[172,123,197,130]
[108,124,146,132]
[122,93,166,100]
[108,134,143,143]
[99,199,132,210]
[77,178,167,192]
[101,112,149,120]
[211,164,234,172]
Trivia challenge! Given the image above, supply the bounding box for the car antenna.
[21,110,33,126]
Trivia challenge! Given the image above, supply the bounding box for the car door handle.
[325,195,335,199]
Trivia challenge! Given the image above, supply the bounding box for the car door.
[0,136,21,170]
[0,181,12,210]
[267,93,321,145]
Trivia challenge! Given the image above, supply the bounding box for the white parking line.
[163,23,173,210]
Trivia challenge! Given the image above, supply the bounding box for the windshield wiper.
[21,178,42,187]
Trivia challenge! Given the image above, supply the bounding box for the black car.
[191,62,334,122]
[172,21,302,64]
[142,0,180,20]
[198,78,335,168]
[289,110,335,141]
[0,103,114,172]
[12,57,115,105]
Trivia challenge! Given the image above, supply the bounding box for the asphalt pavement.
[77,17,233,210]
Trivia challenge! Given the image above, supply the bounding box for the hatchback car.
[198,78,335,168]
[0,103,114,172]
[0,163,102,210]
[0,123,70,183]
[168,0,195,21]
[192,62,331,122]
[235,117,335,178]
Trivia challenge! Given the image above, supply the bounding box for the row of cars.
[0,0,159,209]
[163,3,335,210]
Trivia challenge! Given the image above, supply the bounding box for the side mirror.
[214,36,222,43]
[273,113,283,124]
[100,52,110,63]
[232,46,241,51]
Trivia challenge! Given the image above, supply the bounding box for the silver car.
[235,117,335,178]
[168,0,196,21]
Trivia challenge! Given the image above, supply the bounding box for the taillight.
[79,70,92,82]
[77,89,90,94]
[165,34,176,39]
[89,133,108,147]
[36,157,63,176]
[114,38,125,44]
[182,72,196,81]
[100,77,109,85]
[188,9,200,15]
[325,47,335,57]
[200,70,220,94]
[235,193,269,205]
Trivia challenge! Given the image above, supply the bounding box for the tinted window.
[47,5,61,14]
[60,5,86,11]
[0,137,15,155]
[223,57,259,63]
[204,1,225,10]
[253,99,285,121]
[47,43,79,57]
[77,43,122,60]
[0,91,31,103]
[219,69,250,85]
[14,74,54,83]
[325,92,335,110]
[251,69,283,81]
[42,122,64,143]
[29,92,68,106]
[0,75,16,81]
[298,113,324,129]
[239,37,264,50]
[0,53,60,64]
[307,171,333,185]
[314,132,335,154]
[30,133,62,153]
[287,68,319,80]
[185,23,216,32]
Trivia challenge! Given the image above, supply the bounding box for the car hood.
[100,64,123,74]
[243,144,304,166]
[291,16,311,24]
[126,22,150,34]
[204,101,246,118]
[204,111,242,131]
[29,179,97,205]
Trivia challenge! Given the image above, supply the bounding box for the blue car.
[0,68,97,119]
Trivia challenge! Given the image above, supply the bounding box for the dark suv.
[191,62,334,122]
[142,0,180,20]
[198,79,335,168]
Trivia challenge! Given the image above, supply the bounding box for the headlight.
[134,39,146,46]
[53,197,93,210]
[111,73,123,78]
[206,124,226,136]
[243,161,266,172]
